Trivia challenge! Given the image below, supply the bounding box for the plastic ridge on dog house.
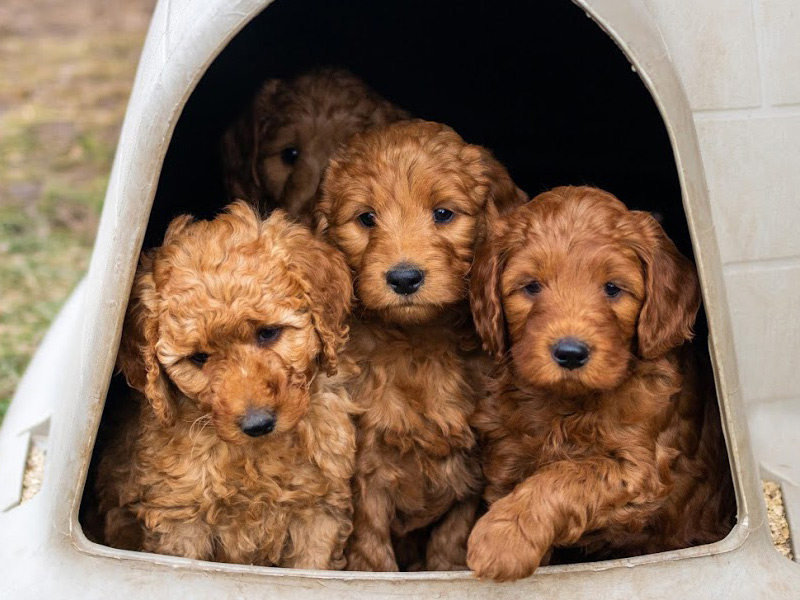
[1,0,799,597]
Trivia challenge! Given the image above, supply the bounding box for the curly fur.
[97,202,358,568]
[316,120,527,571]
[466,186,735,581]
[222,68,408,223]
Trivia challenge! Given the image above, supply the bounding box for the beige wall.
[642,0,800,411]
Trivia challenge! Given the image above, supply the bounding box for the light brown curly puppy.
[467,186,735,581]
[222,67,408,223]
[96,201,357,568]
[316,120,527,572]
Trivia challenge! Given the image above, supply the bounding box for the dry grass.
[0,0,155,416]
[763,480,794,560]
[20,441,46,503]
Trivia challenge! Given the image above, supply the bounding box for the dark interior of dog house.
[147,0,691,252]
[82,0,734,566]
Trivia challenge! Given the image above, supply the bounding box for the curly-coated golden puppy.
[316,120,527,571]
[97,202,357,568]
[222,68,407,223]
[466,186,735,581]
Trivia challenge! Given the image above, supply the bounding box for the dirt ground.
[0,0,156,414]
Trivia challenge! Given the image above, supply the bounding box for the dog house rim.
[68,519,753,581]
[75,0,754,561]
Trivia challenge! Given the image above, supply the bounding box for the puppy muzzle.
[386,263,425,296]
[239,407,277,437]
[551,337,591,370]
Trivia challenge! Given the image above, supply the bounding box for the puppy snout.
[239,407,277,437]
[386,264,425,295]
[551,338,591,370]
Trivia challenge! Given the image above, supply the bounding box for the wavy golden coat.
[316,120,527,571]
[466,186,735,581]
[97,202,357,568]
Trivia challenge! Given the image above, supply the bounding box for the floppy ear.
[276,212,353,375]
[116,214,194,425]
[116,252,176,426]
[470,235,508,360]
[221,79,281,205]
[314,253,353,375]
[313,180,333,238]
[314,152,346,238]
[628,211,701,359]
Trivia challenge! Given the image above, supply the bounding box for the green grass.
[0,234,92,417]
[0,7,151,419]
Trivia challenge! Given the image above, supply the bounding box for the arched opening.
[148,0,689,254]
[82,0,735,566]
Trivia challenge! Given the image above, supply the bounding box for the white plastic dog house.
[1,0,799,596]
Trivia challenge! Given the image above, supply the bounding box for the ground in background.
[0,0,155,415]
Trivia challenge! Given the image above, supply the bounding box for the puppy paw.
[345,545,399,572]
[467,511,544,582]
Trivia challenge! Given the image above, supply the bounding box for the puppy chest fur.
[478,349,730,555]
[348,322,482,522]
[100,376,356,567]
[343,320,484,570]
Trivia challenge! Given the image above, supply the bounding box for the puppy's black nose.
[240,408,276,437]
[551,338,590,370]
[386,264,425,295]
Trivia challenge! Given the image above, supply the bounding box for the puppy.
[316,119,527,571]
[222,67,408,223]
[96,202,357,568]
[466,186,736,581]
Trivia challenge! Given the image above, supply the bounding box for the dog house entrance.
[81,0,734,569]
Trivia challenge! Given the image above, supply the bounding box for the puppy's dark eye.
[189,353,209,367]
[524,281,542,296]
[604,282,623,298]
[256,327,282,346]
[358,212,376,228]
[432,208,454,224]
[280,147,300,165]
